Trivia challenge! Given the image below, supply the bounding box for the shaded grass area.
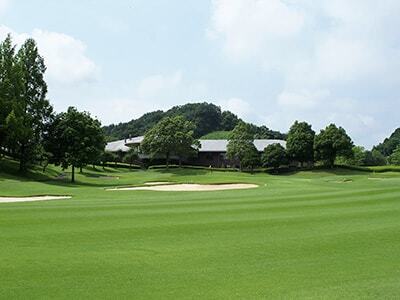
[1,158,400,299]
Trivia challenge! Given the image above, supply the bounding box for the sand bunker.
[0,195,71,203]
[109,183,258,192]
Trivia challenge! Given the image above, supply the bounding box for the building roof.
[125,136,144,145]
[106,136,286,153]
[199,139,286,152]
[105,139,130,152]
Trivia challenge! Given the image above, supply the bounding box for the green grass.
[1,158,400,299]
[200,130,232,139]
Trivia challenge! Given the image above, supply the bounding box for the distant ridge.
[103,102,286,142]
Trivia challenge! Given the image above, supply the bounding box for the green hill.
[102,102,286,141]
[200,130,232,139]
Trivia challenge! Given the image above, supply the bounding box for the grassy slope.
[1,159,400,299]
[200,130,232,139]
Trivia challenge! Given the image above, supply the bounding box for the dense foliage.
[45,107,105,182]
[262,144,288,169]
[388,147,400,165]
[337,146,387,166]
[226,122,255,170]
[0,35,53,171]
[141,116,199,168]
[374,128,400,157]
[314,124,353,168]
[286,121,315,166]
[103,102,286,141]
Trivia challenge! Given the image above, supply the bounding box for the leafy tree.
[314,124,353,168]
[362,150,387,166]
[336,146,367,166]
[45,107,105,182]
[2,38,54,171]
[123,148,139,167]
[388,147,400,165]
[248,123,287,140]
[166,102,222,137]
[103,110,165,141]
[141,116,199,169]
[262,144,288,170]
[115,149,126,163]
[0,34,23,154]
[374,128,400,157]
[101,151,118,167]
[221,111,241,131]
[241,143,260,172]
[226,122,254,171]
[286,121,315,166]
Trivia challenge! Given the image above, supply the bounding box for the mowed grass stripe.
[1,166,400,298]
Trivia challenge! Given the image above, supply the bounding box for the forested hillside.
[374,128,400,156]
[103,102,286,141]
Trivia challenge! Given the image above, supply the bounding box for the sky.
[0,0,399,148]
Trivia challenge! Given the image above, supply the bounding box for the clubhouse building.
[106,136,286,167]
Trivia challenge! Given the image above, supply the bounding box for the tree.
[141,116,199,169]
[314,124,353,168]
[286,121,315,166]
[337,146,367,166]
[241,143,260,172]
[166,102,222,137]
[101,151,118,168]
[0,34,23,154]
[226,122,254,171]
[4,38,53,171]
[45,107,105,182]
[262,144,288,170]
[221,111,240,131]
[388,147,400,165]
[123,148,139,168]
[374,128,400,157]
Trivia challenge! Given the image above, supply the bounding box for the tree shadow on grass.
[278,167,369,177]
[155,168,209,176]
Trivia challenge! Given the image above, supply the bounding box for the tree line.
[0,35,106,181]
[2,34,399,181]
[102,102,286,141]
[141,116,400,171]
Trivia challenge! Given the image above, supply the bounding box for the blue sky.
[1,0,399,148]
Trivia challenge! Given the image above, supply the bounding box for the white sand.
[144,182,171,185]
[109,183,258,192]
[0,196,71,203]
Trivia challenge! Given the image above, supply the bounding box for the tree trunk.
[71,165,75,183]
[19,144,26,172]
[79,166,83,173]
[166,152,170,170]
[179,157,182,168]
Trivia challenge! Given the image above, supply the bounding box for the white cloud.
[208,0,305,62]
[277,90,330,110]
[0,26,98,84]
[0,0,9,14]
[217,97,251,119]
[136,71,182,99]
[208,0,400,147]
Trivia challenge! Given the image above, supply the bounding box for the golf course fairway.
[1,161,400,299]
